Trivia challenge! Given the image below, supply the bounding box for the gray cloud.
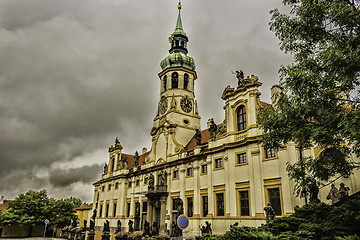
[49,164,102,187]
[0,0,292,202]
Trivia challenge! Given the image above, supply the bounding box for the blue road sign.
[177,214,189,229]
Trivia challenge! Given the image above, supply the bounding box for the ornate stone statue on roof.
[195,129,202,145]
[134,151,139,167]
[208,118,217,140]
[103,163,108,174]
[232,70,245,87]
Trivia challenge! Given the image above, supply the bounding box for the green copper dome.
[160,2,195,71]
[160,52,195,71]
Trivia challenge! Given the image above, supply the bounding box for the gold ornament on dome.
[168,34,174,43]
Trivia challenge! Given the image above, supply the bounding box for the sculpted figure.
[144,221,150,236]
[134,151,139,167]
[135,202,140,217]
[326,184,341,204]
[264,203,276,223]
[309,180,320,203]
[195,129,202,145]
[89,219,95,231]
[116,220,121,233]
[91,203,97,221]
[103,220,110,232]
[209,118,217,140]
[339,182,350,201]
[148,173,155,190]
[232,70,245,87]
[205,221,212,234]
[128,220,134,232]
[103,163,108,174]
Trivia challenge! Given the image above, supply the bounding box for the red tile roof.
[260,101,272,109]
[0,200,10,211]
[121,151,149,168]
[75,203,93,211]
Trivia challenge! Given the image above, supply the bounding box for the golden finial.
[178,1,182,10]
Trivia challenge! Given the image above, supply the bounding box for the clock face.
[159,98,168,115]
[180,97,193,113]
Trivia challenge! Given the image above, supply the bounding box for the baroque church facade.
[91,3,360,236]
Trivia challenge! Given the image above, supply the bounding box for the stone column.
[119,180,126,217]
[152,200,158,225]
[160,196,167,233]
[180,166,186,206]
[250,147,264,218]
[130,178,135,218]
[207,156,213,217]
[147,199,153,224]
[193,164,200,218]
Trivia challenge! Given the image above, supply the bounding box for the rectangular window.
[99,205,103,217]
[239,191,250,216]
[136,179,140,186]
[115,182,119,189]
[144,177,148,184]
[172,198,177,211]
[265,148,276,159]
[201,164,207,174]
[126,203,131,217]
[268,188,282,216]
[215,158,223,169]
[142,202,147,213]
[108,184,111,190]
[173,170,179,179]
[105,203,109,217]
[113,203,117,217]
[216,193,224,216]
[237,153,247,164]
[186,168,193,177]
[102,186,105,192]
[128,181,132,188]
[202,196,208,217]
[187,197,193,217]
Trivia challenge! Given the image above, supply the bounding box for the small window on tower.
[163,75,167,91]
[184,74,189,90]
[172,72,178,89]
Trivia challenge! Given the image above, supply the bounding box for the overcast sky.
[0,0,292,203]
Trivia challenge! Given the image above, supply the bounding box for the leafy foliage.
[258,0,360,198]
[0,190,81,229]
[196,194,360,240]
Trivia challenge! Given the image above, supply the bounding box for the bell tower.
[148,2,200,164]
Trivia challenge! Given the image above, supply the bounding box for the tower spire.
[174,2,183,34]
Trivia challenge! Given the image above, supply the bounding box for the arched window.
[236,105,246,131]
[172,72,178,89]
[163,75,167,91]
[184,74,189,90]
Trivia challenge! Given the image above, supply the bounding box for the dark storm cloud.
[49,164,102,187]
[0,0,292,202]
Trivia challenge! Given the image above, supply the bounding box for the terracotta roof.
[185,123,228,152]
[75,203,93,211]
[121,151,149,168]
[260,101,272,109]
[0,200,10,211]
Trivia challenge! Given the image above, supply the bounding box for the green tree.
[0,190,81,236]
[259,0,360,200]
